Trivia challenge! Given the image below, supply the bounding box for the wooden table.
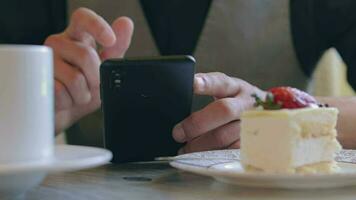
[26,162,356,200]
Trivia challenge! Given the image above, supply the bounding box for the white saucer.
[0,144,112,199]
[170,149,356,189]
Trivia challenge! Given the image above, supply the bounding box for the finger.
[66,8,115,47]
[194,72,246,98]
[179,121,241,154]
[173,98,247,143]
[100,16,134,60]
[55,80,73,110]
[46,35,101,90]
[54,57,91,106]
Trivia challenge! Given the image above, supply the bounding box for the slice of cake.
[240,87,341,174]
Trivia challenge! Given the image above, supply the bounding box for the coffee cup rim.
[0,44,51,52]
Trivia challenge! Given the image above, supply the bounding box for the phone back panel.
[100,56,195,163]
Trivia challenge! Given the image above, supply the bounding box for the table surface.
[25,162,356,200]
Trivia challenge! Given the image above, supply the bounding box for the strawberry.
[253,87,318,110]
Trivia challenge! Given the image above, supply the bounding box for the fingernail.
[194,76,204,92]
[178,148,185,155]
[173,123,186,142]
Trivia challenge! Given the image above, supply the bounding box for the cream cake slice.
[240,87,341,174]
[240,108,341,174]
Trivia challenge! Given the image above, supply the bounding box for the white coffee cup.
[0,45,53,164]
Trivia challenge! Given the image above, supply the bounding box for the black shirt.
[140,0,212,55]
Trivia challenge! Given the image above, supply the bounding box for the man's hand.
[44,8,134,133]
[172,72,266,154]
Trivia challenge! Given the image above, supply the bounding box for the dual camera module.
[110,69,123,90]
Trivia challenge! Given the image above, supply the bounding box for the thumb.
[100,16,134,60]
[194,72,244,98]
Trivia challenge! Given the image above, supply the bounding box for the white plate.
[170,149,356,189]
[0,144,112,199]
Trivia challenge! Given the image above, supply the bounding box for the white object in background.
[309,48,355,96]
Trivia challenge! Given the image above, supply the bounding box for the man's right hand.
[44,8,134,133]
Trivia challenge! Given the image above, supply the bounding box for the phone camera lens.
[111,69,123,91]
[113,78,121,88]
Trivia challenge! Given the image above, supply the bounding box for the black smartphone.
[100,55,195,163]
